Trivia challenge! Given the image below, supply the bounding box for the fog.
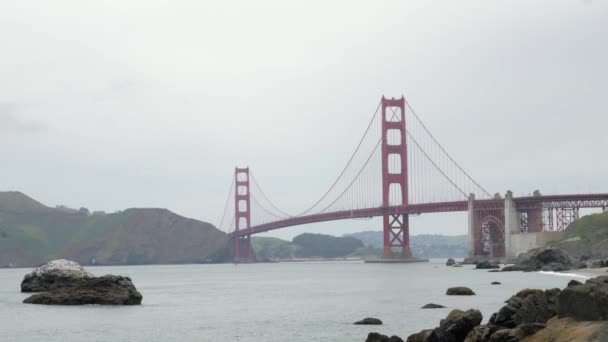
[1,0,606,239]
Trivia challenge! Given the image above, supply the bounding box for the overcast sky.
[1,0,606,240]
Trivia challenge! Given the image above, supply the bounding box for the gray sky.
[1,0,606,240]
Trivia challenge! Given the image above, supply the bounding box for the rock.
[21,259,93,292]
[422,303,446,309]
[366,332,404,342]
[541,262,569,272]
[23,275,142,305]
[501,265,529,272]
[439,309,483,341]
[355,317,383,325]
[446,258,456,266]
[488,270,500,273]
[558,275,608,321]
[491,282,501,285]
[567,279,582,287]
[476,261,500,270]
[487,323,545,341]
[446,287,476,296]
[522,317,608,342]
[587,260,605,268]
[493,288,560,328]
[453,264,463,268]
[426,327,457,342]
[464,325,503,342]
[406,330,432,342]
[502,248,573,273]
[535,248,571,266]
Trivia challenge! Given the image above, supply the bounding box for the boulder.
[476,261,500,270]
[558,275,608,321]
[426,327,457,342]
[23,275,142,305]
[422,303,446,309]
[446,287,476,296]
[493,288,560,328]
[587,260,606,268]
[501,265,530,272]
[464,325,504,342]
[488,270,500,273]
[21,259,93,292]
[440,309,483,341]
[366,332,404,342]
[446,258,456,266]
[406,330,432,342]
[567,279,582,287]
[522,317,608,342]
[486,323,545,341]
[541,262,569,272]
[535,248,571,266]
[491,282,501,285]
[355,317,383,325]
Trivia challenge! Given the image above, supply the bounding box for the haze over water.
[0,261,584,341]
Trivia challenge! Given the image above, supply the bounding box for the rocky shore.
[365,275,608,341]
[21,259,142,305]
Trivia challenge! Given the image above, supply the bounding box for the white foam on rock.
[29,259,93,278]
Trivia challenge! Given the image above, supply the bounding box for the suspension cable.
[406,129,468,198]
[404,97,492,198]
[295,101,382,216]
[217,175,235,231]
[250,171,293,217]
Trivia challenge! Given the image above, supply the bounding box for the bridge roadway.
[231,193,608,237]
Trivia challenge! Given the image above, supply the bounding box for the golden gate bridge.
[217,96,608,262]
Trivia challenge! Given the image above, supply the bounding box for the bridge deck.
[230,193,608,237]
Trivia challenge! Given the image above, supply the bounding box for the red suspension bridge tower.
[381,97,411,258]
[234,167,254,262]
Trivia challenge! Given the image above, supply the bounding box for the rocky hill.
[0,192,227,267]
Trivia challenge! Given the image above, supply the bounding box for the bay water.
[0,260,585,341]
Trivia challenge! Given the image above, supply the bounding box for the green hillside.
[0,191,50,213]
[0,192,227,267]
[252,233,364,260]
[549,211,608,259]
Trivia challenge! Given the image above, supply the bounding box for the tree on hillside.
[292,233,364,258]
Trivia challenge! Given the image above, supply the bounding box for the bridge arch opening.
[480,215,505,258]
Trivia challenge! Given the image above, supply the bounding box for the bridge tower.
[381,96,411,258]
[234,167,254,262]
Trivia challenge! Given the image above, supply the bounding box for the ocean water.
[0,260,586,342]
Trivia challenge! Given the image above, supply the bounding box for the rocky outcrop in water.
[502,248,573,272]
[21,259,142,305]
[446,287,475,296]
[23,275,142,305]
[422,303,446,309]
[355,317,383,325]
[366,332,404,342]
[21,259,93,292]
[446,258,456,266]
[408,309,482,342]
[475,261,500,270]
[397,275,608,341]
